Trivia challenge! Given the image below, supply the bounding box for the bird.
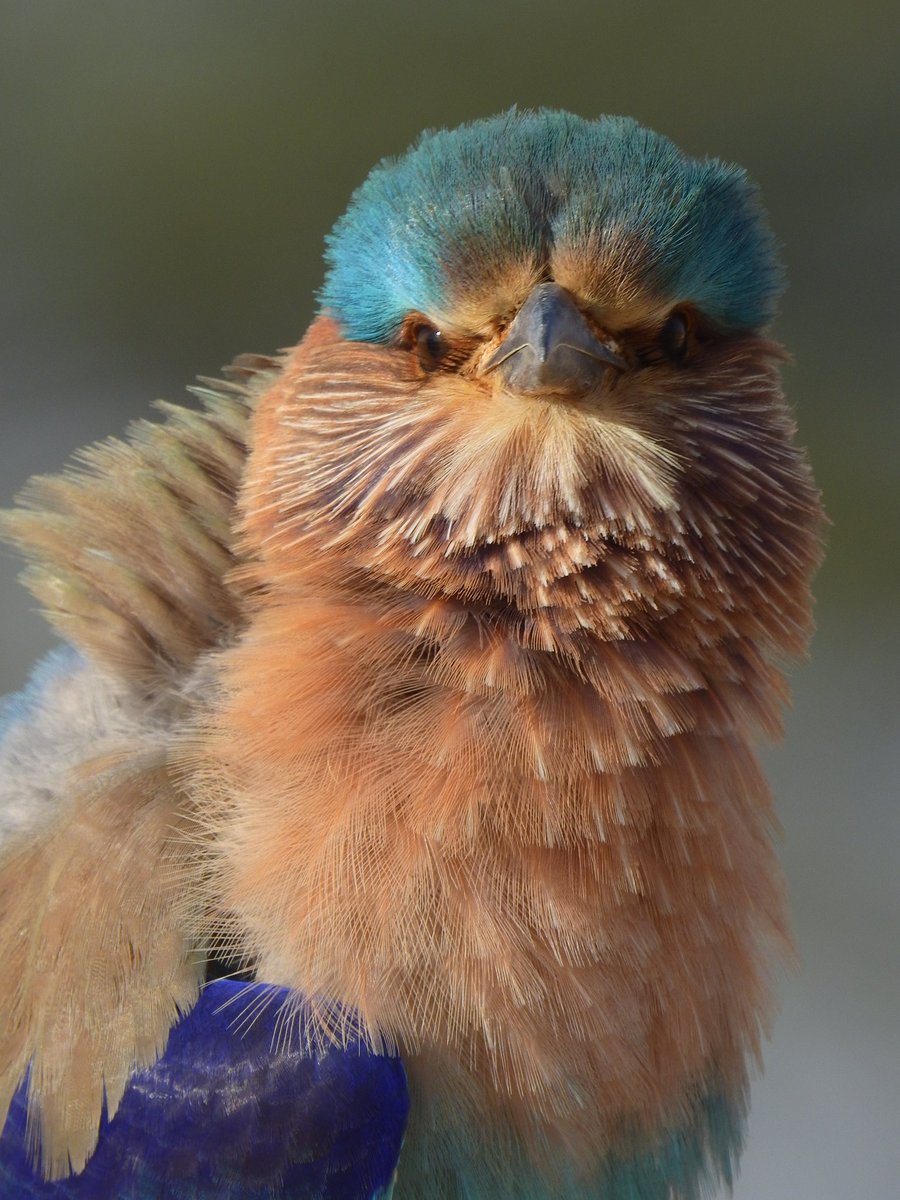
[0,110,824,1198]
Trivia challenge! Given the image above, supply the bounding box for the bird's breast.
[197,579,785,1152]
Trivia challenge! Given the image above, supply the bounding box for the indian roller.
[0,110,824,1198]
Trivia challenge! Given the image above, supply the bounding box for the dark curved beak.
[483,282,626,396]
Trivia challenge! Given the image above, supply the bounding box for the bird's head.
[241,111,820,645]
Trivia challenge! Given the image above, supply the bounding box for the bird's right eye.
[414,322,447,370]
[397,314,477,374]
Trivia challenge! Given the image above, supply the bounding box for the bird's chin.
[355,409,679,546]
[496,384,624,423]
[299,405,689,622]
[425,393,682,537]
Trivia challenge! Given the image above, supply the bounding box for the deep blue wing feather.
[0,980,408,1199]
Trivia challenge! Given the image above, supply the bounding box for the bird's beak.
[483,282,627,397]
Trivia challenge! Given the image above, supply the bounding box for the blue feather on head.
[321,109,782,343]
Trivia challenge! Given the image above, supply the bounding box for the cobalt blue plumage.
[0,980,408,1199]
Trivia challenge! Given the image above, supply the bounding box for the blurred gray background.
[1,3,897,1196]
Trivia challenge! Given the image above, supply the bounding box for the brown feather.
[186,316,824,1190]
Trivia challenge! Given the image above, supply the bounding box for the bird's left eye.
[659,310,691,361]
[414,323,447,370]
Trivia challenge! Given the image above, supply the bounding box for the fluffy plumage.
[0,365,274,1179]
[0,110,824,1198]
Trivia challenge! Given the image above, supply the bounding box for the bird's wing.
[0,355,277,683]
[0,356,278,1177]
[0,979,408,1199]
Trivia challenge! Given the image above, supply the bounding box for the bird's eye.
[414,323,447,370]
[659,310,691,362]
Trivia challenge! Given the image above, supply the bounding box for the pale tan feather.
[0,355,277,685]
[0,355,278,1176]
[0,756,200,1178]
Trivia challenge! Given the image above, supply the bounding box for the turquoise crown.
[321,109,782,343]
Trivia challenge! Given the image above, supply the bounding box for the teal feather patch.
[410,1085,745,1199]
[321,110,781,342]
[597,1089,744,1200]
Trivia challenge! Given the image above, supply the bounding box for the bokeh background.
[1,3,897,1196]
